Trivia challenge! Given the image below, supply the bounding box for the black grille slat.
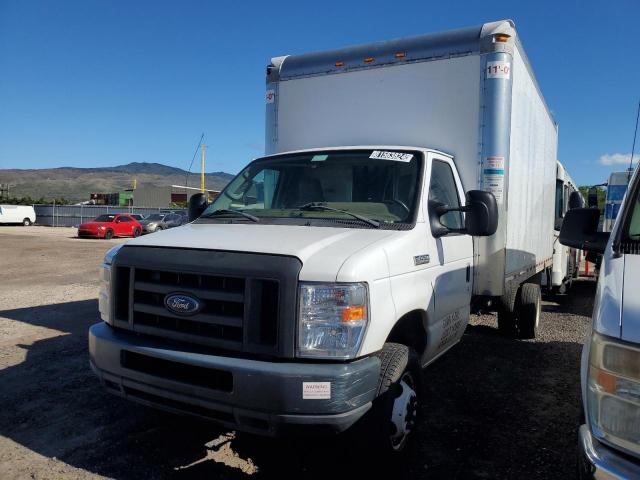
[134,280,245,303]
[132,302,243,327]
[132,324,243,350]
[111,247,301,357]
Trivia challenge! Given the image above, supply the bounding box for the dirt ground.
[0,226,594,479]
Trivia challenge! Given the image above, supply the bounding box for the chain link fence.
[33,204,187,227]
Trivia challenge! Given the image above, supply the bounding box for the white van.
[0,205,36,226]
[560,165,640,478]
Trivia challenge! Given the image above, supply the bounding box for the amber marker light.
[342,306,366,322]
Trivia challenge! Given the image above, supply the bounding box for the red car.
[78,214,142,239]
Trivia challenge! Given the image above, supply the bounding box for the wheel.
[497,285,519,337]
[105,229,114,240]
[362,343,422,456]
[133,227,141,237]
[155,226,163,231]
[22,218,32,226]
[517,283,541,339]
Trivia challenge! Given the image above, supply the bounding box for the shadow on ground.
[0,280,596,479]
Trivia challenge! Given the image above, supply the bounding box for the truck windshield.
[201,150,421,225]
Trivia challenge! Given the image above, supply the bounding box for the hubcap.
[389,372,418,451]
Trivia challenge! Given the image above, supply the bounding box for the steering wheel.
[388,199,410,215]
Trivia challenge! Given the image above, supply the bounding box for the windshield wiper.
[298,202,380,228]
[201,209,260,223]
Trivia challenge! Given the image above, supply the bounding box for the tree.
[578,186,606,211]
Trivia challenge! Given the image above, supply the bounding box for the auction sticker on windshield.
[370,150,414,162]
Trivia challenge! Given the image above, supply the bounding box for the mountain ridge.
[0,162,235,202]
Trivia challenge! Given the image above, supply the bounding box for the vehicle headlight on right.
[587,332,640,456]
[297,282,369,359]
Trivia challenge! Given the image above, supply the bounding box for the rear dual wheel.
[497,282,541,339]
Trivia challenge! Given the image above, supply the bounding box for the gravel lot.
[0,226,594,479]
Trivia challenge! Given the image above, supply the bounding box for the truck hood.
[124,222,398,281]
[621,254,640,343]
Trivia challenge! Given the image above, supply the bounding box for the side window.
[119,216,131,223]
[429,160,463,230]
[230,169,280,209]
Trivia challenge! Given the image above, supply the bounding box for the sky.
[0,0,638,186]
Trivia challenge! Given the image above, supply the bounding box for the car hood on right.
[594,253,640,342]
[621,254,640,343]
[140,219,158,226]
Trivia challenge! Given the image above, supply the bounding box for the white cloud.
[599,153,640,166]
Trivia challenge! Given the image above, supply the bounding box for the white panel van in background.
[0,205,36,226]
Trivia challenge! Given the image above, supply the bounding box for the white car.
[0,205,36,226]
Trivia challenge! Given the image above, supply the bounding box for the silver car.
[139,213,186,233]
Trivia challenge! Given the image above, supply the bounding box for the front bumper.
[141,224,158,233]
[78,229,105,238]
[578,425,640,479]
[89,322,379,436]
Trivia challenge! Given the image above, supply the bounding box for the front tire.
[104,229,114,240]
[363,343,422,456]
[22,218,32,226]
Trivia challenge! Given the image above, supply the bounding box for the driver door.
[427,157,473,355]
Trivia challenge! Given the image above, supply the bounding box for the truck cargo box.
[265,20,556,297]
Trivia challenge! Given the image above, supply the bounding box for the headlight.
[297,282,369,359]
[99,244,124,323]
[98,225,106,230]
[587,332,640,456]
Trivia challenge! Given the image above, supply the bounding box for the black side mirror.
[428,190,498,238]
[188,193,209,222]
[427,200,450,238]
[568,191,584,210]
[559,208,609,254]
[588,187,599,208]
[464,190,498,236]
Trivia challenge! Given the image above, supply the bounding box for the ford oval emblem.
[164,293,202,316]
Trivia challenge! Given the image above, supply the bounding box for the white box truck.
[543,161,584,293]
[89,20,557,453]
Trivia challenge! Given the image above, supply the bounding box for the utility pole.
[200,143,206,193]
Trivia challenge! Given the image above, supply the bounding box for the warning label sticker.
[483,156,505,202]
[303,382,331,400]
[369,150,414,162]
[486,61,511,80]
